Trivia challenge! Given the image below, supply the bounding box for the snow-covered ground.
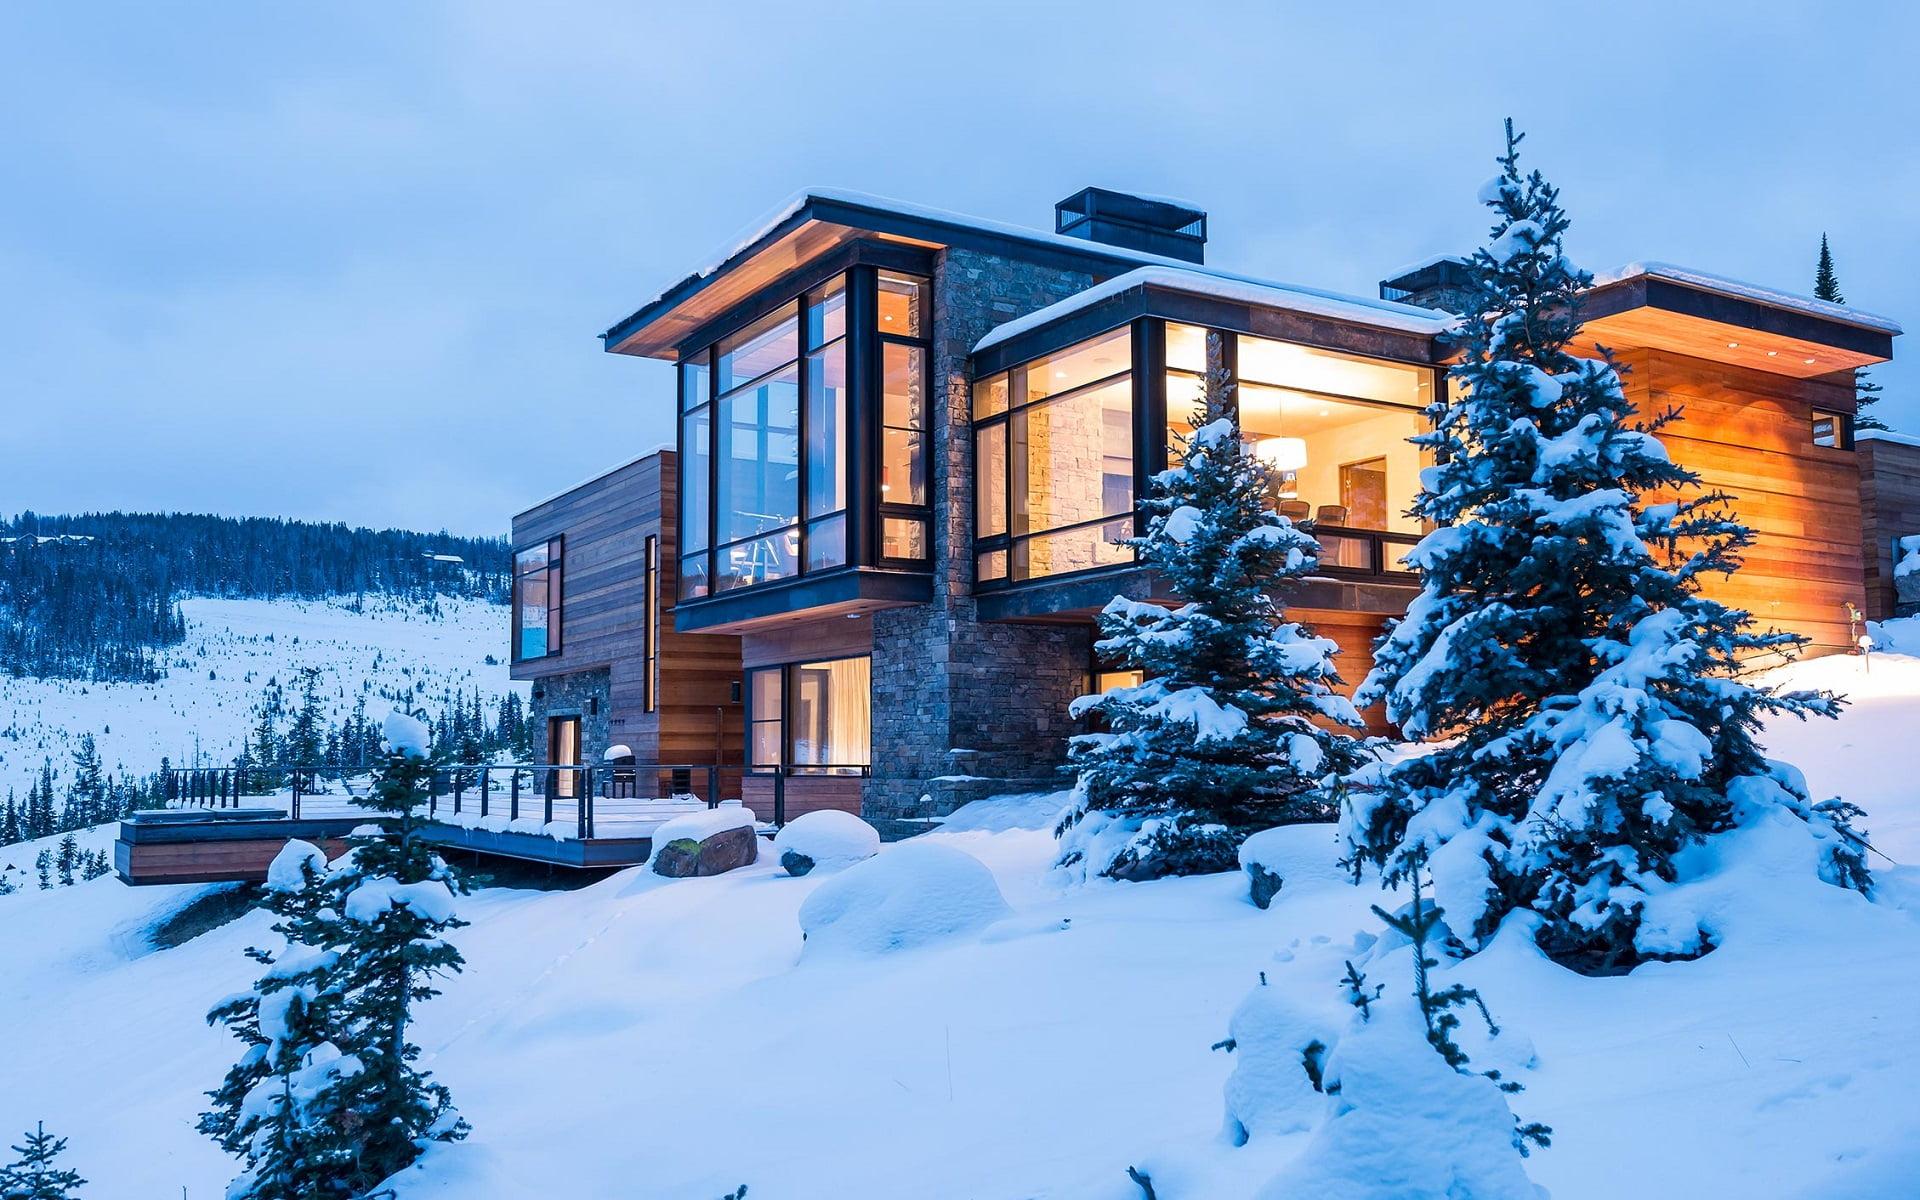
[0,596,518,799]
[1,651,1917,1198]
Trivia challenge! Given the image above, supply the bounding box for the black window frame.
[510,535,564,662]
[743,653,873,777]
[1812,408,1854,450]
[642,534,659,713]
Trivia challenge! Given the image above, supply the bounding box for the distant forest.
[0,511,510,681]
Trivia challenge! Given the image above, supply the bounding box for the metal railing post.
[544,768,554,827]
[707,765,719,809]
[774,770,785,827]
[509,767,520,822]
[577,768,589,840]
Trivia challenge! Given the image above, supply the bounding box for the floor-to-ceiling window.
[973,320,1432,586]
[972,326,1135,584]
[746,656,871,776]
[677,268,929,602]
[512,537,563,660]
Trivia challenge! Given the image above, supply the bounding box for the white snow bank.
[382,709,432,759]
[798,841,1010,957]
[773,811,880,875]
[645,804,758,866]
[1238,825,1353,894]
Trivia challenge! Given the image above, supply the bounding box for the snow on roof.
[1858,430,1920,448]
[974,265,1454,355]
[625,188,1449,340]
[422,552,465,564]
[1381,251,1470,283]
[514,444,674,520]
[1591,261,1903,336]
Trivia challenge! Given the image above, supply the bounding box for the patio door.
[548,715,581,799]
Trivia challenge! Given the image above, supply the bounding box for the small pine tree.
[1057,349,1370,880]
[1814,233,1844,304]
[34,850,51,891]
[285,668,326,771]
[1350,123,1868,973]
[1,793,20,847]
[67,735,103,827]
[80,851,110,882]
[53,835,79,887]
[0,1122,87,1199]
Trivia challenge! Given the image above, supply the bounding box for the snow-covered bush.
[1236,824,1351,910]
[798,842,1009,956]
[1059,357,1368,882]
[774,809,880,876]
[1350,123,1866,972]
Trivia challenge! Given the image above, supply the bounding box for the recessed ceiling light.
[1767,350,1778,357]
[1804,357,1817,364]
[1728,341,1739,349]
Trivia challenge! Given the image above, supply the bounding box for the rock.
[780,849,817,877]
[773,810,881,877]
[652,824,758,877]
[1246,862,1285,910]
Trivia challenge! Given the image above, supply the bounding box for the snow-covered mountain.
[0,595,518,801]
[2,646,1916,1198]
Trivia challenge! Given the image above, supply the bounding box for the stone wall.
[529,667,612,765]
[863,247,1099,831]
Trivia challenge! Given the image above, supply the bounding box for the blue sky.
[4,1,1915,536]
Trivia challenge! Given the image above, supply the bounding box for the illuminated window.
[746,656,872,776]
[512,538,562,660]
[1812,409,1851,449]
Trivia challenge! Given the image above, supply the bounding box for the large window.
[678,269,928,601]
[512,538,563,660]
[973,322,1433,587]
[973,326,1135,584]
[746,655,871,776]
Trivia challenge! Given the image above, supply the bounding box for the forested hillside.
[0,512,509,681]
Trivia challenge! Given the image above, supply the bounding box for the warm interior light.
[1727,341,1739,349]
[1255,436,1309,472]
[1767,350,1778,357]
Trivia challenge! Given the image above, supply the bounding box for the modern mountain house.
[500,186,1904,832]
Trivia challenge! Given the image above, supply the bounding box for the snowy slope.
[1,653,1917,1198]
[0,596,518,799]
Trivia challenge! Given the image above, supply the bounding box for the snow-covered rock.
[798,841,1009,956]
[648,804,760,878]
[773,810,880,876]
[382,709,432,759]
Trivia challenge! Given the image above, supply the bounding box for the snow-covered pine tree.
[1057,349,1369,881]
[316,710,469,1189]
[53,836,78,887]
[201,841,360,1200]
[1811,235,1886,432]
[1349,122,1868,972]
[66,735,103,827]
[0,1122,86,1199]
[285,668,326,771]
[1,793,20,846]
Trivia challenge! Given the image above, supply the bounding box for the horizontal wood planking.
[743,774,863,822]
[1858,438,1920,620]
[740,616,876,670]
[513,452,745,773]
[1624,349,1866,655]
[117,836,348,885]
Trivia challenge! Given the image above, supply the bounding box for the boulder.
[773,810,881,877]
[649,806,760,878]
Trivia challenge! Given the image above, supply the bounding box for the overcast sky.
[5,1,1916,537]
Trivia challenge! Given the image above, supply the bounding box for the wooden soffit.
[1580,274,1893,378]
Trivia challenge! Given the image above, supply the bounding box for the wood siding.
[1858,437,1920,620]
[1622,349,1866,655]
[116,836,350,886]
[512,452,745,773]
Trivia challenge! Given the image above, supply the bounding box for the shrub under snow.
[773,810,880,876]
[798,841,1009,957]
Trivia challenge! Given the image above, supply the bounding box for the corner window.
[877,272,932,564]
[513,538,563,660]
[1812,409,1851,449]
[746,656,871,776]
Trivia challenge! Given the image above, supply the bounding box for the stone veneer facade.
[863,246,1100,828]
[528,666,612,767]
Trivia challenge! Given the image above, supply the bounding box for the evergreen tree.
[1811,235,1887,432]
[1349,123,1869,972]
[0,1122,86,1199]
[66,735,103,827]
[34,850,50,890]
[53,835,78,887]
[1,793,20,847]
[1057,351,1369,881]
[1813,233,1843,304]
[25,764,56,841]
[285,668,326,769]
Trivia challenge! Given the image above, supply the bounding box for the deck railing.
[160,760,773,833]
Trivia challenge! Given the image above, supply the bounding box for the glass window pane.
[877,272,928,337]
[972,373,1008,419]
[679,553,709,601]
[516,571,549,658]
[883,517,927,560]
[1020,327,1131,405]
[1011,376,1134,536]
[547,558,563,654]
[805,276,847,349]
[750,667,783,722]
[515,545,549,575]
[791,657,871,772]
[679,352,710,413]
[805,344,847,519]
[716,530,798,592]
[883,344,927,506]
[1236,335,1426,407]
[975,423,1007,537]
[1165,323,1207,373]
[1238,387,1426,535]
[680,405,711,554]
[1010,516,1133,581]
[716,366,800,545]
[716,306,800,393]
[976,548,1007,583]
[1166,370,1206,445]
[805,514,847,571]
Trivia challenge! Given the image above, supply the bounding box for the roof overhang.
[1581,267,1895,378]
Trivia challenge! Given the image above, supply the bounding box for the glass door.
[548,715,581,799]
